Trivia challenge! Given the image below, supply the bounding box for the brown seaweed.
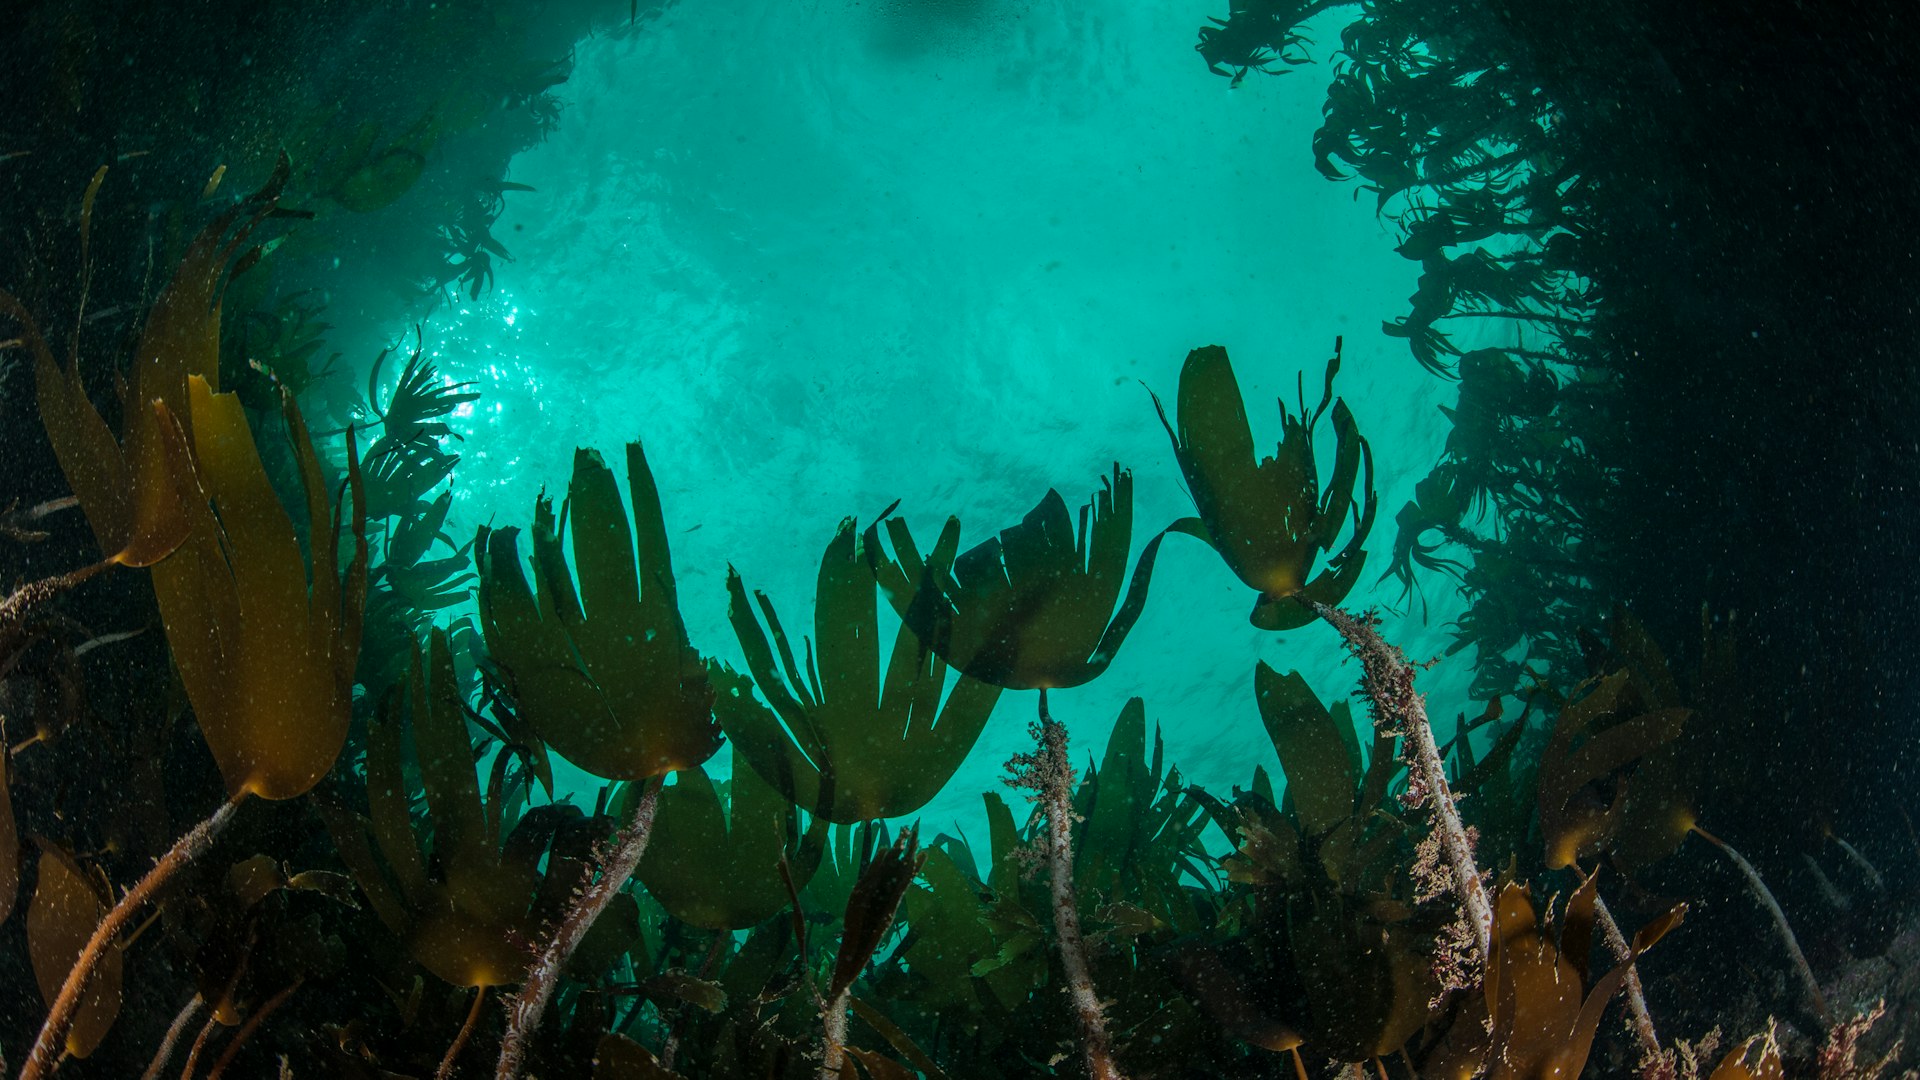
[1153,342,1376,630]
[717,517,1001,823]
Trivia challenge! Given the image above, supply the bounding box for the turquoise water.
[413,0,1472,834]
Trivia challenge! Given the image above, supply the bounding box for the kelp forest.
[1,0,1918,1077]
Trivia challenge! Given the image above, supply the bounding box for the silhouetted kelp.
[3,0,1919,1070]
[2,185,1911,1073]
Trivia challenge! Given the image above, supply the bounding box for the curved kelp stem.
[1690,825,1829,1023]
[1589,885,1671,1079]
[437,986,487,1080]
[1,559,116,648]
[203,976,303,1080]
[139,994,203,1080]
[20,792,246,1080]
[820,1000,851,1079]
[1308,602,1493,963]
[1009,691,1123,1080]
[495,780,661,1080]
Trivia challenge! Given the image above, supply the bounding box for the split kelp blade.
[718,516,1001,823]
[477,443,720,781]
[153,379,366,801]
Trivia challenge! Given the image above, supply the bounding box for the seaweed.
[476,443,719,782]
[717,517,1001,824]
[863,467,1168,692]
[323,631,559,991]
[475,441,720,1078]
[636,744,806,931]
[0,94,1910,1075]
[1153,342,1376,631]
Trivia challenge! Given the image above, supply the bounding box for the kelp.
[25,848,122,1060]
[1153,342,1376,630]
[637,744,804,930]
[359,340,477,540]
[816,829,923,1077]
[26,158,293,569]
[717,517,1001,823]
[382,488,479,612]
[322,630,558,989]
[858,465,1185,1080]
[1187,667,1429,1068]
[1536,670,1688,872]
[476,443,720,781]
[480,442,721,1079]
[1071,698,1213,935]
[1004,700,1126,1080]
[160,377,369,801]
[864,466,1167,691]
[19,297,366,1068]
[19,158,366,803]
[3,177,1899,1080]
[1481,879,1683,1080]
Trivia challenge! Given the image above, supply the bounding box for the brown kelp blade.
[1484,881,1683,1080]
[719,517,1002,822]
[1154,345,1376,630]
[1253,663,1360,839]
[830,827,924,1004]
[26,848,122,1059]
[594,1033,687,1078]
[476,443,720,781]
[324,631,543,988]
[1707,1032,1787,1080]
[152,379,366,801]
[864,468,1171,691]
[1536,671,1687,870]
[637,743,800,929]
[24,158,290,568]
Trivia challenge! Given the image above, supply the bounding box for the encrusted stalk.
[140,994,204,1080]
[495,780,661,1080]
[1590,888,1674,1079]
[664,932,729,1071]
[819,992,852,1079]
[1,558,114,657]
[1011,691,1122,1080]
[1309,602,1493,963]
[21,791,246,1080]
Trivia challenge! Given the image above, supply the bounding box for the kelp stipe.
[1311,602,1495,967]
